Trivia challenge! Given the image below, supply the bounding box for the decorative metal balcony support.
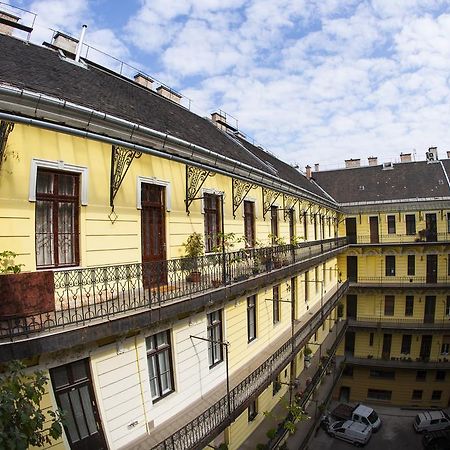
[231,178,257,218]
[283,194,299,221]
[109,145,142,215]
[185,165,215,214]
[262,187,281,220]
[0,120,15,170]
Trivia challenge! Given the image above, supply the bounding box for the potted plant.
[182,233,204,283]
[0,251,55,318]
[304,346,313,368]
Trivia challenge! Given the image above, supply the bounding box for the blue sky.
[4,0,450,170]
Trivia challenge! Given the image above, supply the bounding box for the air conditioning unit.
[382,162,393,170]
[426,147,438,162]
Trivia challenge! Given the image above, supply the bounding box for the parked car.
[422,430,450,449]
[414,411,450,433]
[327,419,373,446]
[331,403,382,431]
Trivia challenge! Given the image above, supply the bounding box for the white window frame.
[201,188,224,214]
[136,176,171,211]
[29,158,88,205]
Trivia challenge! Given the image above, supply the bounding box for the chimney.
[305,165,312,179]
[345,158,361,169]
[426,146,438,162]
[134,73,154,90]
[75,24,87,63]
[400,152,412,163]
[0,11,20,36]
[52,31,78,55]
[211,111,227,131]
[368,156,378,166]
[156,86,182,104]
[447,151,450,159]
[314,163,320,172]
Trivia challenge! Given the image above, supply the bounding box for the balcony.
[350,276,450,289]
[348,317,450,331]
[130,283,349,450]
[0,237,347,345]
[348,231,450,246]
[345,355,450,370]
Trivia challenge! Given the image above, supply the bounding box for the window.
[270,205,278,243]
[342,365,353,377]
[247,295,257,342]
[385,255,396,276]
[369,369,395,379]
[369,333,374,346]
[412,390,423,400]
[313,214,318,240]
[441,335,450,355]
[431,390,442,401]
[447,212,450,233]
[384,295,395,316]
[367,389,391,400]
[405,296,414,316]
[416,370,427,381]
[273,285,280,324]
[303,211,308,240]
[405,214,416,235]
[448,255,450,277]
[272,375,281,396]
[436,370,446,381]
[387,215,396,234]
[248,400,258,421]
[204,193,222,253]
[407,255,415,276]
[207,310,223,367]
[35,169,80,268]
[146,331,174,401]
[447,297,450,316]
[304,271,309,302]
[315,266,319,294]
[244,201,255,247]
[401,335,412,354]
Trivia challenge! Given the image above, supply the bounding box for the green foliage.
[268,234,286,246]
[182,232,204,258]
[304,346,313,356]
[0,251,23,274]
[0,361,63,449]
[256,444,268,450]
[266,428,277,440]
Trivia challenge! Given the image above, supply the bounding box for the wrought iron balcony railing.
[348,317,450,330]
[348,231,450,245]
[150,281,349,450]
[350,276,450,286]
[0,237,347,341]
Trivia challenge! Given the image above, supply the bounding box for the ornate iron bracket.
[262,187,281,220]
[232,178,257,218]
[282,194,300,221]
[0,120,15,170]
[110,145,142,210]
[185,165,215,214]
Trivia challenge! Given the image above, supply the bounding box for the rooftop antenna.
[75,24,87,62]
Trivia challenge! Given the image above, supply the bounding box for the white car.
[328,420,372,446]
[414,410,450,433]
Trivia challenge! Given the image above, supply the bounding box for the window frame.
[405,296,414,316]
[385,255,396,276]
[247,295,257,342]
[387,215,396,234]
[207,310,224,368]
[405,214,416,235]
[248,399,258,422]
[270,205,279,243]
[401,334,412,354]
[243,200,256,248]
[407,255,415,276]
[273,285,280,324]
[204,193,222,253]
[431,390,442,401]
[384,295,395,316]
[35,168,81,269]
[146,330,175,402]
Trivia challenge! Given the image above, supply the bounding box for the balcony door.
[420,335,432,360]
[141,183,166,287]
[346,218,357,244]
[424,296,436,324]
[347,256,358,282]
[346,295,357,319]
[345,331,355,355]
[50,359,107,450]
[425,213,437,242]
[382,334,392,359]
[426,255,438,284]
[369,216,379,243]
